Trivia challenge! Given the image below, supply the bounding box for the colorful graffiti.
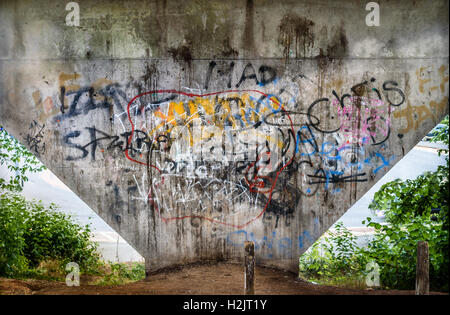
[23,62,449,231]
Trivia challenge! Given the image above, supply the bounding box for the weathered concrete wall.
[0,0,448,273]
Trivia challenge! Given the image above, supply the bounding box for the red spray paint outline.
[124,89,295,229]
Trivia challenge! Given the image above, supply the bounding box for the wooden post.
[244,241,255,295]
[416,241,429,295]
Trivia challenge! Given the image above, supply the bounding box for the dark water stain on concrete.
[137,62,159,106]
[106,40,111,55]
[222,38,239,58]
[314,24,348,77]
[168,45,193,66]
[315,48,332,73]
[278,14,315,59]
[242,0,256,57]
[326,24,348,57]
[132,1,168,56]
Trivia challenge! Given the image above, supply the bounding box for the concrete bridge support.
[0,0,448,273]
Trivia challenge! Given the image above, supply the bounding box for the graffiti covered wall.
[0,0,448,272]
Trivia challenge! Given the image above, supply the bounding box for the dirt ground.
[0,262,446,295]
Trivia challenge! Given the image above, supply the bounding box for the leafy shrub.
[0,190,102,277]
[299,222,367,283]
[300,204,448,291]
[363,116,449,291]
[431,115,449,150]
[361,214,448,291]
[364,162,449,291]
[0,193,28,276]
[1,126,103,279]
[369,166,448,225]
[0,126,45,192]
[97,262,146,285]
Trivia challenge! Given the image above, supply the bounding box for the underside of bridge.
[0,0,448,273]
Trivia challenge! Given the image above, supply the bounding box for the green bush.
[299,222,365,281]
[431,115,449,148]
[0,193,28,276]
[0,126,45,192]
[363,162,449,291]
[1,126,102,279]
[361,214,448,291]
[0,190,102,277]
[98,262,146,285]
[369,166,448,225]
[363,116,449,291]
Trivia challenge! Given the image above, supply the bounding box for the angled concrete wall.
[0,0,448,273]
